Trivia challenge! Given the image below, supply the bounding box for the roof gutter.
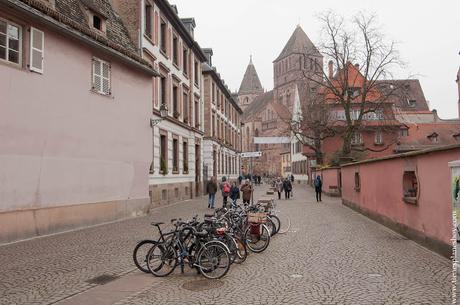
[2,0,159,77]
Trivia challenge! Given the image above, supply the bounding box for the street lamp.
[150,103,168,127]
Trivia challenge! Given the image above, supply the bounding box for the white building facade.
[202,49,243,183]
[138,0,207,204]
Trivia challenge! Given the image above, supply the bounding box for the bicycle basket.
[247,212,267,224]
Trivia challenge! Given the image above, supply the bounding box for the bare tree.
[301,11,407,158]
[288,82,337,165]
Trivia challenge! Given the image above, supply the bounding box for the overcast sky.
[173,0,460,119]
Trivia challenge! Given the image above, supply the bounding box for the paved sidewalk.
[0,185,452,304]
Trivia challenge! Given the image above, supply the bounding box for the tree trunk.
[342,127,353,156]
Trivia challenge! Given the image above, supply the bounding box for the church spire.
[238,56,263,95]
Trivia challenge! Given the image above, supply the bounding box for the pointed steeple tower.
[238,56,264,95]
[275,25,321,62]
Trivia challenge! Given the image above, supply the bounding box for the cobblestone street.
[0,185,452,305]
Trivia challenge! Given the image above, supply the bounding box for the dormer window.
[93,15,102,31]
[408,99,416,107]
[84,5,106,33]
[453,133,460,141]
[427,132,439,143]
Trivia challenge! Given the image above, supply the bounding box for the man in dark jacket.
[230,181,240,207]
[206,176,218,208]
[283,178,292,199]
[314,175,322,202]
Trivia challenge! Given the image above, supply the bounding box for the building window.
[194,99,199,128]
[160,134,168,174]
[408,99,416,107]
[211,83,216,104]
[159,76,166,106]
[0,19,21,65]
[427,132,439,143]
[92,15,102,31]
[92,58,111,95]
[400,128,409,137]
[183,91,189,123]
[172,85,179,118]
[172,137,179,173]
[194,60,199,86]
[172,35,178,65]
[374,130,383,145]
[30,27,44,73]
[351,132,363,145]
[182,47,188,75]
[183,141,188,173]
[354,172,360,191]
[160,19,167,53]
[144,4,152,38]
[403,171,418,204]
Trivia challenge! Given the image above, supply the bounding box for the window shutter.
[30,27,44,73]
[92,59,102,91]
[92,58,111,95]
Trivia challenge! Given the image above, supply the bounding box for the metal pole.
[250,157,254,205]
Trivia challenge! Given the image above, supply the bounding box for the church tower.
[273,25,323,112]
[237,56,264,111]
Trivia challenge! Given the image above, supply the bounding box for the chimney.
[354,63,360,70]
[180,18,196,38]
[202,48,213,65]
[328,60,333,79]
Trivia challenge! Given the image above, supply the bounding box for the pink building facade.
[340,144,460,257]
[0,0,156,243]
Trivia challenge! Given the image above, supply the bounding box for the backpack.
[314,178,321,187]
[223,182,230,194]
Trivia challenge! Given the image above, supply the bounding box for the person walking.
[230,181,240,208]
[283,178,292,199]
[240,179,253,204]
[314,175,322,202]
[290,174,295,198]
[206,176,218,208]
[275,177,283,200]
[220,176,231,208]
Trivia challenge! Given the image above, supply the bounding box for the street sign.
[240,151,262,158]
[254,136,290,144]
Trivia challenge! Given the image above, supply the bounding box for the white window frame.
[351,132,363,145]
[29,27,44,73]
[92,57,111,96]
[374,130,383,144]
[0,17,22,66]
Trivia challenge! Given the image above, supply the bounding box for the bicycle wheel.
[244,224,270,253]
[197,241,231,279]
[268,215,281,235]
[133,240,157,273]
[265,217,277,237]
[233,237,247,264]
[146,243,177,277]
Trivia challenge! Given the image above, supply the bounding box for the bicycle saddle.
[195,230,208,237]
[150,222,164,226]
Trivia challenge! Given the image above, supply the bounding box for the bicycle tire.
[244,224,270,253]
[233,237,247,264]
[197,241,231,279]
[268,215,281,235]
[133,240,157,273]
[146,243,177,277]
